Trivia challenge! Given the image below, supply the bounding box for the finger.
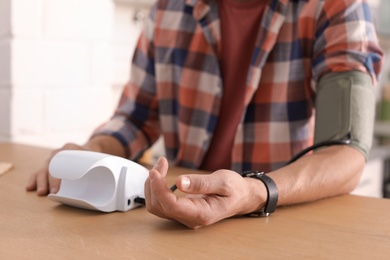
[152,157,169,178]
[144,172,152,209]
[145,157,169,206]
[25,172,38,191]
[176,172,233,196]
[35,169,50,196]
[48,175,61,194]
[26,157,51,192]
[146,169,175,220]
[145,158,172,219]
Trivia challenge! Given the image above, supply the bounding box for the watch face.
[240,170,264,177]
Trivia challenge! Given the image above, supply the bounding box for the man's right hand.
[26,135,126,196]
[25,143,91,196]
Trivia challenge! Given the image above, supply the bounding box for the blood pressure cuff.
[314,71,375,159]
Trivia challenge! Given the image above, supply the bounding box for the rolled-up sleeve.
[312,0,383,83]
[92,5,161,160]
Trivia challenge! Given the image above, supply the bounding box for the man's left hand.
[144,157,266,229]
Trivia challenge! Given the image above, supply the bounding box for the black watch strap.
[241,171,279,217]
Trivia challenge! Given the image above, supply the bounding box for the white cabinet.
[351,158,384,198]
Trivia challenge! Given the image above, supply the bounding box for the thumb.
[152,157,169,178]
[176,173,229,195]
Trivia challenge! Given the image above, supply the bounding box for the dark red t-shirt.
[201,0,267,171]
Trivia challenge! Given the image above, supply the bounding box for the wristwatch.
[240,171,279,217]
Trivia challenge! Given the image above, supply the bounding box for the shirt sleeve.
[311,0,383,84]
[92,4,161,160]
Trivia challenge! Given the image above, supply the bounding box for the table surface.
[1,143,390,259]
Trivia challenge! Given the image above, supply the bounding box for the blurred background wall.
[0,0,152,147]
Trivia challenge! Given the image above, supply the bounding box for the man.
[27,0,383,229]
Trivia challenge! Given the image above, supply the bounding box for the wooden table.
[1,143,390,259]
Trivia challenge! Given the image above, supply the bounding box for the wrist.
[85,135,126,157]
[241,171,279,217]
[244,177,268,213]
[84,138,104,153]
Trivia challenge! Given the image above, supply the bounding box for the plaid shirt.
[95,0,383,172]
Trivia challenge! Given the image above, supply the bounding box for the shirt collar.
[186,0,288,20]
[186,0,212,21]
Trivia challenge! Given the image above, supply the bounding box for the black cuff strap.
[241,171,279,217]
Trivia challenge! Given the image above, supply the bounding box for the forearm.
[84,135,126,158]
[268,145,365,207]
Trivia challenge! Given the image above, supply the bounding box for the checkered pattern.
[94,0,383,172]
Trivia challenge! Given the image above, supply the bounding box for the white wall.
[0,0,149,148]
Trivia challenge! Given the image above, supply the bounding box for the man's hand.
[25,143,91,196]
[26,135,126,196]
[145,157,267,229]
